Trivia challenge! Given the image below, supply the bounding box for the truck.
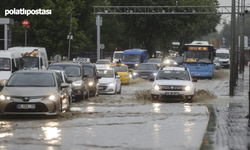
[121,49,147,71]
[215,48,230,68]
[112,51,124,63]
[0,50,24,90]
[8,47,48,70]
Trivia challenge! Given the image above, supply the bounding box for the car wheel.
[82,91,85,101]
[151,94,160,100]
[118,84,122,94]
[85,89,89,100]
[66,97,70,111]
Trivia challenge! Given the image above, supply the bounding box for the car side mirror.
[96,76,102,80]
[192,78,198,82]
[61,83,69,89]
[116,75,120,78]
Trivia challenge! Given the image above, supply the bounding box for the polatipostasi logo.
[5,8,52,16]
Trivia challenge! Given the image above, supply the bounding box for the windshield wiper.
[171,77,185,80]
[158,77,172,80]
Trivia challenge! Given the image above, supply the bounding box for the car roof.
[97,68,114,70]
[15,70,56,73]
[49,62,81,66]
[140,63,158,65]
[162,67,186,71]
[97,59,110,61]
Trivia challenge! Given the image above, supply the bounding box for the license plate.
[165,92,179,95]
[194,73,200,76]
[17,104,36,109]
[141,76,148,78]
[99,87,104,90]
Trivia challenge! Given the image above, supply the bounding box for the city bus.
[182,41,216,79]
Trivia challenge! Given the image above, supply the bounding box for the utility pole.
[230,0,236,96]
[96,15,102,60]
[67,6,75,61]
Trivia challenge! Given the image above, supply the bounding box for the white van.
[215,48,230,68]
[0,50,23,85]
[8,47,48,70]
[113,51,123,63]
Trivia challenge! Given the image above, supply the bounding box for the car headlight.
[153,73,157,76]
[165,60,170,64]
[135,64,139,67]
[0,95,11,101]
[72,80,82,86]
[185,85,191,91]
[174,62,177,65]
[124,74,129,77]
[129,74,132,78]
[154,85,161,90]
[109,82,115,86]
[0,79,7,85]
[133,72,137,76]
[89,82,94,86]
[49,95,55,100]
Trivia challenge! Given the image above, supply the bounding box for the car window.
[97,70,114,78]
[7,73,55,87]
[55,73,63,88]
[156,70,190,81]
[83,66,94,77]
[48,65,81,77]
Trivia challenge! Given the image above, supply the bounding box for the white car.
[97,68,122,94]
[151,67,197,102]
[95,59,111,69]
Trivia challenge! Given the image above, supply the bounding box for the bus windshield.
[184,51,211,63]
[114,53,123,59]
[122,54,140,62]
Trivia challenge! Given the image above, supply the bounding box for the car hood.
[99,78,114,84]
[117,72,129,76]
[1,87,57,96]
[95,64,110,68]
[153,80,192,86]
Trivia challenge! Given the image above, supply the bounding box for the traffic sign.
[100,44,105,49]
[54,54,62,62]
[21,19,30,27]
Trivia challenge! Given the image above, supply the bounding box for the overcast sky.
[216,0,250,31]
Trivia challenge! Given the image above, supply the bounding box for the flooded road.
[0,70,228,150]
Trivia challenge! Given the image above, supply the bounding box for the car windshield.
[123,54,140,62]
[0,58,11,71]
[96,60,110,64]
[48,65,81,77]
[83,66,94,77]
[148,59,161,63]
[23,57,39,70]
[110,66,127,72]
[216,53,229,59]
[174,56,183,61]
[97,69,114,78]
[137,64,158,70]
[114,53,123,59]
[156,70,190,81]
[7,73,55,87]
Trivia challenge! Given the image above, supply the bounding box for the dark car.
[132,63,160,80]
[81,62,101,97]
[47,62,89,101]
[147,58,163,67]
[174,56,184,66]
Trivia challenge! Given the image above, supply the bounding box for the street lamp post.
[67,6,75,61]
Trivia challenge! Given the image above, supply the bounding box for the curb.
[199,104,217,150]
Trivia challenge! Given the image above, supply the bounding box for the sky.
[216,0,250,31]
